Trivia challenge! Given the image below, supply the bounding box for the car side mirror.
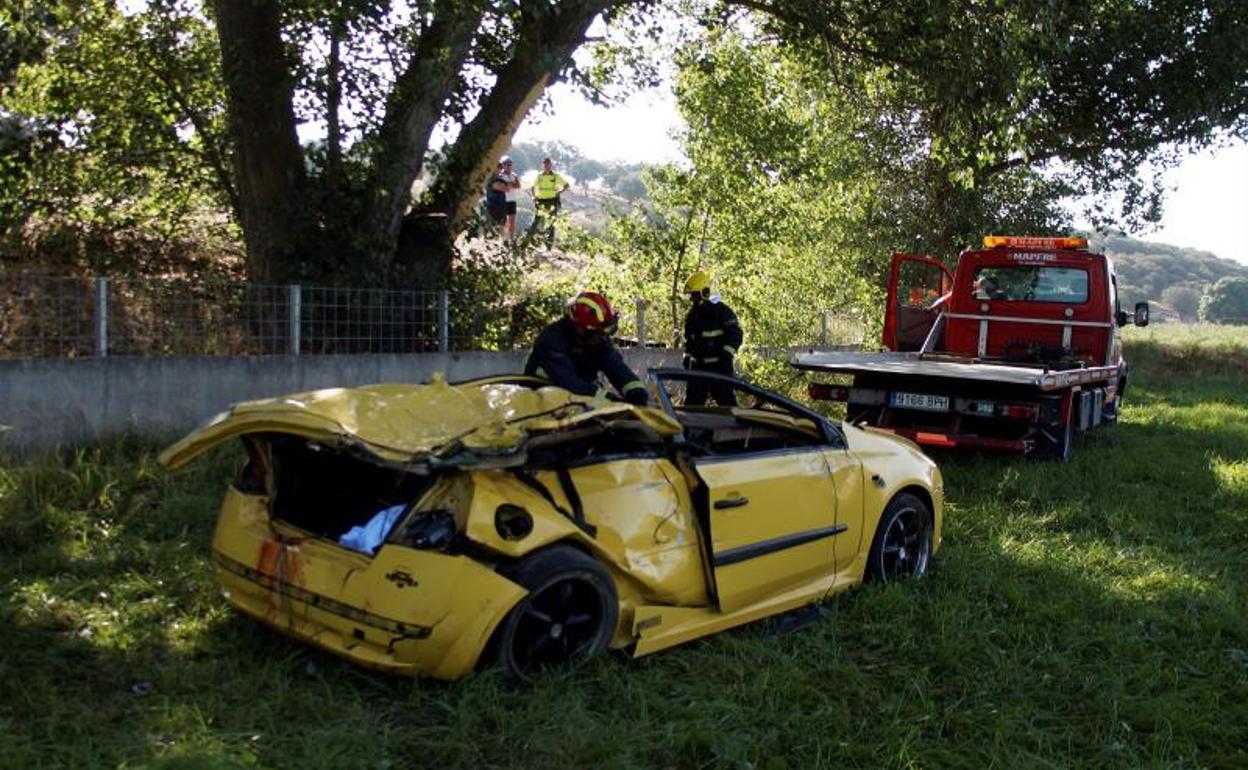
[1133,302,1150,327]
[1116,310,1129,327]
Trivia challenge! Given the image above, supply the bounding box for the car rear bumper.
[211,490,526,680]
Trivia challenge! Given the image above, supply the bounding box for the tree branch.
[425,0,617,238]
[355,0,486,280]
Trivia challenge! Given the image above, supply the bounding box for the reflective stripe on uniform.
[723,346,737,356]
[594,386,609,399]
[535,366,549,379]
[696,356,720,364]
[622,380,646,392]
[702,329,724,338]
[534,172,566,199]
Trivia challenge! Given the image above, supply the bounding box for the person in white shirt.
[498,155,522,243]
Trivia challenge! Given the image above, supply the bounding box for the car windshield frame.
[648,368,844,448]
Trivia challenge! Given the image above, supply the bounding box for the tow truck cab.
[885,236,1147,368]
[804,236,1149,460]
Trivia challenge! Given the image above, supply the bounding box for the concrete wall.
[0,349,682,454]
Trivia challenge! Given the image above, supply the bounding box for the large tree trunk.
[213,0,309,284]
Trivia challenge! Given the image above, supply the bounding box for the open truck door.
[883,254,953,351]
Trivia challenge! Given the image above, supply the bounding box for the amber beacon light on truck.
[982,235,1088,250]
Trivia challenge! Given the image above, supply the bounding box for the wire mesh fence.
[105,279,293,356]
[0,273,863,359]
[0,274,99,358]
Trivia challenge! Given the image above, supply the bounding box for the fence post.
[635,297,647,348]
[288,284,301,356]
[438,290,450,352]
[94,277,108,358]
[820,311,830,346]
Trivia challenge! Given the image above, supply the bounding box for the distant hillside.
[1089,233,1248,315]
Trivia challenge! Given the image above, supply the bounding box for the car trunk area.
[249,434,438,543]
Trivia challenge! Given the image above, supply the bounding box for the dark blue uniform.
[524,318,648,403]
[683,299,743,406]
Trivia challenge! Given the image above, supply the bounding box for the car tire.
[865,492,933,583]
[491,545,618,679]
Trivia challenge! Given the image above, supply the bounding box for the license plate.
[890,391,950,411]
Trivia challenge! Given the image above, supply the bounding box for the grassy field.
[3,324,1246,769]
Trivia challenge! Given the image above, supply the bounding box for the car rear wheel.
[866,493,933,583]
[492,545,618,679]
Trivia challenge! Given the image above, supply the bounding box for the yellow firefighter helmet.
[684,270,712,294]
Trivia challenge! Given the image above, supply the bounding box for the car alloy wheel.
[492,545,618,678]
[867,493,933,583]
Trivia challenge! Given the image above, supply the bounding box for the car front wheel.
[491,545,618,679]
[866,492,933,583]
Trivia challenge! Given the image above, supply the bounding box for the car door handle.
[714,496,749,510]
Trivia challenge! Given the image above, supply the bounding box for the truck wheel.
[1103,376,1126,423]
[490,545,618,679]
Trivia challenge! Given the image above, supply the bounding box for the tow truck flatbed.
[797,236,1149,459]
[792,350,1122,392]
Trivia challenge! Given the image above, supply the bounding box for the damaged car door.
[694,434,841,614]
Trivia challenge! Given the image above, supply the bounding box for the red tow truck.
[795,236,1150,460]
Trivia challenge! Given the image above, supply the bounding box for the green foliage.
[576,30,1070,355]
[1161,284,1202,321]
[6,0,1247,289]
[448,240,580,350]
[0,0,232,268]
[573,9,1248,351]
[3,325,1248,767]
[1199,275,1248,324]
[757,0,1248,232]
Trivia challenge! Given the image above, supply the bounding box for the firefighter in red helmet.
[524,291,650,405]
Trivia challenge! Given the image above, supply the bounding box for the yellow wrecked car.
[160,369,942,680]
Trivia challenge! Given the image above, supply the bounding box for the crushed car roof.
[159,374,682,470]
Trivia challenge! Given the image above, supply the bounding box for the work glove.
[624,388,650,407]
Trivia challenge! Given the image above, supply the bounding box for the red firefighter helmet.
[567,291,618,335]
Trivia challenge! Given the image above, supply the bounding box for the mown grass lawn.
[3,326,1246,769]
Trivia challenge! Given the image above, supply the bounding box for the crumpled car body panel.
[159,374,682,470]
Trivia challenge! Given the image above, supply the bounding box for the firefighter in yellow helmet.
[682,270,742,406]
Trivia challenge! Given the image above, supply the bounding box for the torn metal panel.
[160,375,681,470]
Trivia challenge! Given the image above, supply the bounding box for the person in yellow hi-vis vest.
[529,157,570,249]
